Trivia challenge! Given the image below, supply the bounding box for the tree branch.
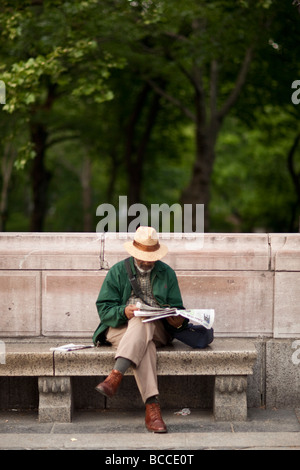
[163,31,190,43]
[177,61,205,97]
[147,79,196,122]
[45,132,81,149]
[218,46,254,121]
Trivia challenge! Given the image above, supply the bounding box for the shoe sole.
[95,386,111,399]
[146,426,168,433]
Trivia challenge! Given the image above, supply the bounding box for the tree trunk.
[29,121,51,231]
[180,62,221,231]
[181,123,220,231]
[29,84,56,232]
[125,84,161,207]
[287,131,300,231]
[125,84,150,206]
[180,49,253,231]
[0,144,16,231]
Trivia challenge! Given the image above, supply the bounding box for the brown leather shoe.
[95,370,123,398]
[145,403,167,433]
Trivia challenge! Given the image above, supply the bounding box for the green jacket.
[93,257,185,345]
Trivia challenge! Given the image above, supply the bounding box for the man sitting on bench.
[93,226,186,433]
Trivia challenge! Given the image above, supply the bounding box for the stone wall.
[0,232,299,408]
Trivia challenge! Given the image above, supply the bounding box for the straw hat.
[124,226,168,262]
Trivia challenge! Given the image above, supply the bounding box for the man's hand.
[166,315,185,329]
[124,304,139,320]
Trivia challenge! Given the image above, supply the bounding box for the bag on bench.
[172,323,214,349]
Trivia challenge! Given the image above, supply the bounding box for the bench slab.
[52,338,257,376]
[1,337,257,376]
[0,337,257,422]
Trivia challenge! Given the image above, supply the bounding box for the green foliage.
[0,0,300,232]
[0,3,123,113]
[212,110,300,232]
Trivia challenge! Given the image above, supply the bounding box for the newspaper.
[134,302,214,329]
[50,343,94,351]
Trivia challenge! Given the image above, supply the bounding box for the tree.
[1,0,300,233]
[0,0,123,230]
[124,1,274,229]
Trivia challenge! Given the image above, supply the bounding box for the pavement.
[0,407,300,452]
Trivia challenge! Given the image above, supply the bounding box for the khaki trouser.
[106,316,171,403]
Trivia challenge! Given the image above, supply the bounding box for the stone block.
[38,377,73,423]
[0,233,102,270]
[270,234,300,271]
[157,338,257,376]
[0,271,41,336]
[247,339,266,408]
[52,338,257,378]
[41,271,104,337]
[0,341,53,376]
[54,347,115,376]
[103,233,270,271]
[274,272,300,338]
[177,271,273,337]
[167,233,269,271]
[214,375,248,421]
[266,339,300,408]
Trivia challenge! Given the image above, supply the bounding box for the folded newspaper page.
[176,309,214,329]
[50,343,94,351]
[134,302,214,329]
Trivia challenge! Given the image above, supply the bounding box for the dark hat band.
[133,240,160,252]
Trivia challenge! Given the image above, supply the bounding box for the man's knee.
[128,316,155,338]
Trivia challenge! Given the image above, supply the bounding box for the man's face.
[135,259,155,273]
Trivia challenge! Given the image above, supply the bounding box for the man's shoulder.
[155,260,175,275]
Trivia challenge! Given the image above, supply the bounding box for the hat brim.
[124,241,168,262]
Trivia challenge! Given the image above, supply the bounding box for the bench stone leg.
[213,376,247,421]
[38,377,73,423]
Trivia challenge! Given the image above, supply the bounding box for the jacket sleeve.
[96,266,128,329]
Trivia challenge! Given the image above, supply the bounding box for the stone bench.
[0,337,257,423]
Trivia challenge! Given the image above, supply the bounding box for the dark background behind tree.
[0,0,300,233]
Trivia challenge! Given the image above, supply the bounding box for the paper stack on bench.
[134,302,214,329]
